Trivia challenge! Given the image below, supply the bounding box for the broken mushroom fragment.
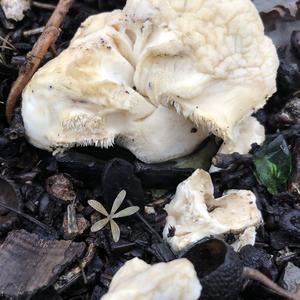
[22,11,205,163]
[22,0,278,163]
[210,116,265,172]
[163,169,262,252]
[101,257,202,300]
[0,0,30,22]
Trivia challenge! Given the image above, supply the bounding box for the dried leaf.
[110,219,120,242]
[113,206,140,218]
[88,200,109,217]
[90,218,109,232]
[110,190,126,215]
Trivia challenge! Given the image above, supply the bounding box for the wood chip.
[0,230,85,298]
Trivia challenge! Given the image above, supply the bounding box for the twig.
[0,35,16,50]
[126,199,164,243]
[0,45,15,51]
[49,44,58,57]
[6,0,74,122]
[32,1,56,10]
[243,267,300,300]
[23,27,45,37]
[54,243,96,292]
[0,201,55,234]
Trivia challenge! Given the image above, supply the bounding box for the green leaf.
[254,135,292,194]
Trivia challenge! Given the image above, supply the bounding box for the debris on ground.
[0,230,85,298]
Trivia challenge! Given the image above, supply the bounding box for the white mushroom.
[210,116,265,172]
[163,169,263,252]
[22,0,278,163]
[101,257,202,300]
[22,12,206,163]
[126,0,278,140]
[0,0,30,21]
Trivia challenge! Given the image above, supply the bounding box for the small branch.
[23,27,45,37]
[49,44,58,57]
[54,243,96,292]
[6,0,74,122]
[0,201,56,235]
[0,35,16,50]
[32,1,56,10]
[126,199,164,243]
[243,267,300,300]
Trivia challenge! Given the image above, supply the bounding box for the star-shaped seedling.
[88,190,139,242]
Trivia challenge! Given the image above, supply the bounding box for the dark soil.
[0,1,300,299]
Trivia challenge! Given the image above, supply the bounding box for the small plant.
[88,190,139,242]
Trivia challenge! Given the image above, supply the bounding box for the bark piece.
[0,229,85,298]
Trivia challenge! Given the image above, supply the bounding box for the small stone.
[46,174,76,202]
[144,206,155,215]
[281,262,300,293]
[254,135,292,194]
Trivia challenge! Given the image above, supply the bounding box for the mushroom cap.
[163,169,262,251]
[22,11,205,163]
[126,0,279,140]
[101,257,202,300]
[22,0,278,163]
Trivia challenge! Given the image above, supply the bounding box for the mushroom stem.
[5,0,74,122]
[243,267,300,300]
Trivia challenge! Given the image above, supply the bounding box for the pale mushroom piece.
[216,116,265,156]
[21,11,206,164]
[101,257,202,300]
[0,0,30,21]
[22,0,278,163]
[210,116,265,172]
[231,226,257,252]
[22,18,206,163]
[128,0,279,140]
[163,169,263,252]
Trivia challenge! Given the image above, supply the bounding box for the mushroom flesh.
[163,169,263,252]
[101,257,202,300]
[22,0,279,163]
